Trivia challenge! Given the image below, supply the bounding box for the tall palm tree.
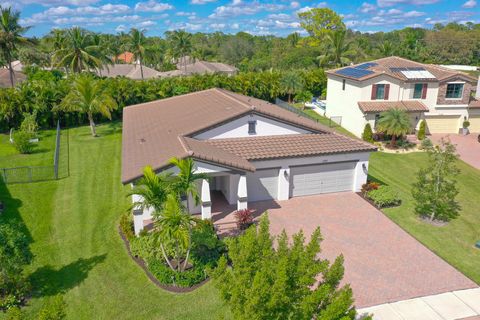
[376,108,411,147]
[280,72,304,103]
[128,28,146,79]
[168,30,193,74]
[51,27,106,73]
[378,40,394,57]
[57,74,117,137]
[169,157,208,214]
[129,166,173,213]
[0,6,30,87]
[155,194,198,272]
[318,29,355,67]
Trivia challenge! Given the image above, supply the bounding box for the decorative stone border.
[118,227,210,293]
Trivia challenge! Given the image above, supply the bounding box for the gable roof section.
[98,64,160,80]
[0,69,26,87]
[122,88,372,183]
[358,100,429,113]
[327,56,477,83]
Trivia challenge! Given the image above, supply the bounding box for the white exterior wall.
[194,114,311,139]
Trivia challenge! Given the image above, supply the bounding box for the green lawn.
[1,124,479,319]
[369,152,480,284]
[0,123,228,320]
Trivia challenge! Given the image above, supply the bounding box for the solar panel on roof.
[356,62,378,69]
[390,67,425,72]
[335,67,374,78]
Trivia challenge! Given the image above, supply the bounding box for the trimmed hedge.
[367,186,401,208]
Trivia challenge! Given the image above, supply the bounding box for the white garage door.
[290,162,356,197]
[469,116,480,133]
[247,168,279,202]
[425,115,460,134]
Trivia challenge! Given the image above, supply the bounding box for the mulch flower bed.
[118,227,210,293]
[356,192,402,210]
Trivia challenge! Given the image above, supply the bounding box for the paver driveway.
[211,192,477,308]
[430,133,480,170]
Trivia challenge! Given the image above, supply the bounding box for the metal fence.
[275,98,342,128]
[0,121,69,184]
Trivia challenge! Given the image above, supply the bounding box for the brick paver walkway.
[430,133,480,170]
[211,192,477,308]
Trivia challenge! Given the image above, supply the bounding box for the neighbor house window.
[413,83,427,99]
[445,83,464,99]
[248,120,257,134]
[371,84,390,100]
[342,79,346,90]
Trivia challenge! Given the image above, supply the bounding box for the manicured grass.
[0,123,228,320]
[368,152,480,284]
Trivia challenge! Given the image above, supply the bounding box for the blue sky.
[6,0,480,37]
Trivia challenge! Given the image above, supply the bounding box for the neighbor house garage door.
[468,116,480,133]
[247,168,279,202]
[290,162,355,197]
[425,115,460,134]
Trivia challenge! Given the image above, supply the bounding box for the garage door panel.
[290,162,355,197]
[469,116,480,133]
[425,116,460,134]
[247,169,278,202]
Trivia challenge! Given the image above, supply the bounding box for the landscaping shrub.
[12,131,34,154]
[5,307,23,320]
[119,212,135,241]
[147,258,208,287]
[463,120,470,129]
[19,113,38,137]
[417,120,426,140]
[362,123,374,143]
[367,186,401,208]
[361,181,379,195]
[37,295,66,320]
[396,139,416,149]
[190,220,226,266]
[234,209,254,230]
[419,138,433,150]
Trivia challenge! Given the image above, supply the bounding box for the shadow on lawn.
[29,254,107,297]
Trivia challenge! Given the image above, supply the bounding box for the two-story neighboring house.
[122,88,376,235]
[325,56,480,137]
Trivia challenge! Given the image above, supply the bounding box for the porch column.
[237,174,248,211]
[201,179,212,219]
[353,160,369,192]
[277,166,290,201]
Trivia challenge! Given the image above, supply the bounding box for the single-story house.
[122,88,376,235]
[97,64,161,80]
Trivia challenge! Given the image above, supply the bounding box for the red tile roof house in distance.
[122,88,376,235]
[325,56,479,137]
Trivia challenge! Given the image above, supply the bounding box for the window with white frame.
[445,83,464,99]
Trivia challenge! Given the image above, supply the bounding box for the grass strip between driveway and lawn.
[0,123,479,319]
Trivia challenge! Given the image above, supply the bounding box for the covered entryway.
[425,115,460,134]
[468,115,480,133]
[289,162,355,197]
[246,168,279,202]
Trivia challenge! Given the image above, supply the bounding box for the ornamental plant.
[362,123,374,143]
[234,209,254,230]
[417,120,426,140]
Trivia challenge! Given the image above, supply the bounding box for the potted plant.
[462,120,470,135]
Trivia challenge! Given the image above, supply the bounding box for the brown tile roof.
[116,52,134,64]
[122,88,372,183]
[98,64,160,80]
[0,69,26,87]
[358,100,429,113]
[160,60,238,77]
[327,56,477,83]
[207,134,376,161]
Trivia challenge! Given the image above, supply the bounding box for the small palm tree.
[169,157,209,213]
[128,28,146,79]
[168,30,193,74]
[155,194,198,272]
[376,108,411,147]
[52,27,106,73]
[280,72,304,103]
[318,29,355,67]
[129,166,173,213]
[0,6,30,87]
[57,74,117,137]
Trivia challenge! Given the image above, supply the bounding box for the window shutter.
[421,83,428,99]
[384,84,390,100]
[371,85,377,100]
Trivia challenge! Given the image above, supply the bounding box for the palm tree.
[317,29,355,67]
[155,194,198,272]
[376,108,411,147]
[378,40,394,57]
[57,74,117,137]
[128,28,146,79]
[280,72,304,103]
[0,6,30,87]
[168,30,193,74]
[129,166,173,213]
[169,157,208,214]
[52,27,106,73]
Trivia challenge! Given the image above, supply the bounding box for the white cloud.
[403,10,425,17]
[290,1,300,9]
[296,2,328,14]
[209,1,286,18]
[359,2,376,13]
[137,20,156,27]
[19,0,99,6]
[134,0,173,12]
[176,11,195,16]
[210,23,226,29]
[462,0,477,8]
[231,23,239,29]
[115,24,127,32]
[377,0,439,7]
[190,0,216,3]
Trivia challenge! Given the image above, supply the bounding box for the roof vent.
[251,105,256,110]
[140,138,146,144]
